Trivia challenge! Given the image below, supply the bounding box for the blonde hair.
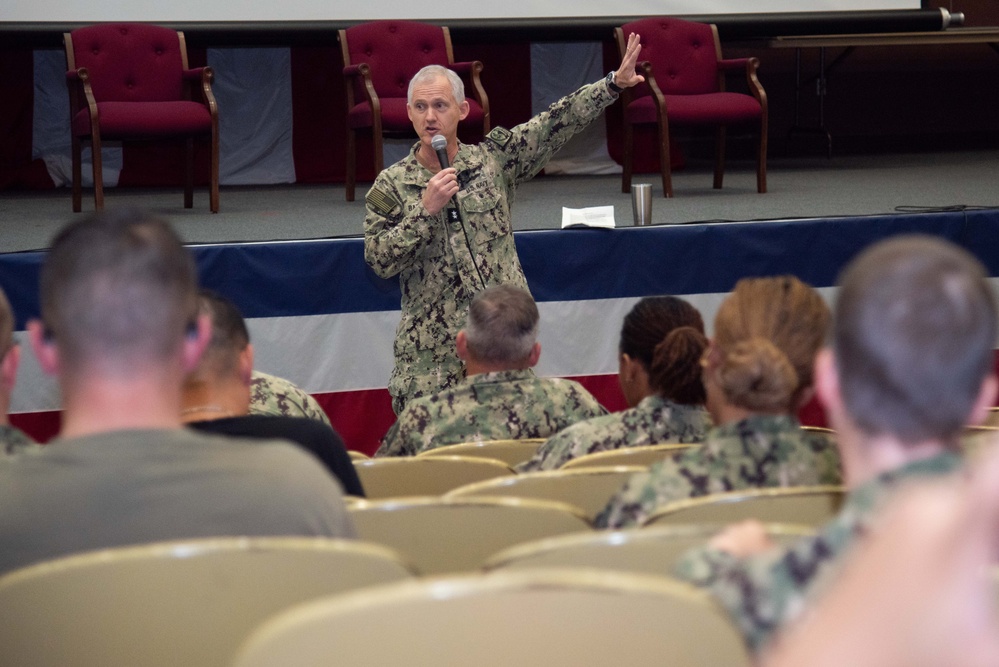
[712,276,830,412]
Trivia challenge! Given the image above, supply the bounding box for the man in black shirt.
[182,290,364,497]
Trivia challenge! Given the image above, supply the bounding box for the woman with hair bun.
[518,296,712,472]
[597,276,842,529]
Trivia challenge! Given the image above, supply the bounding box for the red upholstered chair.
[64,24,220,213]
[616,19,767,198]
[338,21,490,202]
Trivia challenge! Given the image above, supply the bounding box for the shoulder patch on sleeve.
[486,126,513,149]
[366,186,401,215]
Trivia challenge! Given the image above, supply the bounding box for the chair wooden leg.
[210,130,220,213]
[372,130,384,177]
[345,127,356,202]
[658,121,673,198]
[757,116,768,194]
[91,133,104,211]
[621,121,633,194]
[713,126,726,190]
[71,134,82,213]
[184,138,194,209]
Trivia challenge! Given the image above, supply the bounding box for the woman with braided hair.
[596,276,843,529]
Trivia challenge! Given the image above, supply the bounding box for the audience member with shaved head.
[0,210,354,576]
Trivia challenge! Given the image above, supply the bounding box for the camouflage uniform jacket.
[248,371,332,427]
[0,424,36,456]
[516,394,711,472]
[672,451,963,652]
[595,414,842,529]
[364,80,621,414]
[375,368,608,458]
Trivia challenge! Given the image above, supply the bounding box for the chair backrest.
[355,455,515,498]
[339,20,453,103]
[445,466,646,520]
[348,449,370,461]
[66,23,187,102]
[416,439,546,467]
[0,537,414,667]
[234,569,751,666]
[983,408,999,428]
[348,497,592,574]
[618,18,722,96]
[483,523,815,577]
[643,486,847,528]
[560,443,696,469]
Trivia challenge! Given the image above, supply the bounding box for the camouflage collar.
[400,142,484,186]
[464,368,538,386]
[846,450,963,511]
[637,393,706,416]
[713,413,801,439]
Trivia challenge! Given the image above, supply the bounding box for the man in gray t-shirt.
[0,211,354,576]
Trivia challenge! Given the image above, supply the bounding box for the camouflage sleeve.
[516,428,580,473]
[495,80,619,186]
[594,458,697,529]
[374,403,430,458]
[363,172,444,279]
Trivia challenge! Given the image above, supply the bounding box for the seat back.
[66,23,187,102]
[620,18,721,97]
[445,466,646,520]
[417,439,546,467]
[483,523,815,577]
[0,537,413,667]
[560,443,696,469]
[643,486,847,528]
[348,497,592,574]
[340,20,452,104]
[234,569,751,666]
[355,455,515,498]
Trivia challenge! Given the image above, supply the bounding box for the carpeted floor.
[2,150,997,253]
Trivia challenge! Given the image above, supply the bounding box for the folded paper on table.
[561,206,616,229]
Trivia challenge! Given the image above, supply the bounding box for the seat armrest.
[717,58,752,72]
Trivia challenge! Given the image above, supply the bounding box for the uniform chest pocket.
[457,188,510,246]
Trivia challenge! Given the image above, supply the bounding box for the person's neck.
[839,431,951,489]
[60,375,186,439]
[180,378,250,423]
[416,141,459,173]
[712,403,774,427]
[465,359,529,378]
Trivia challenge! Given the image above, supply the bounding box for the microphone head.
[431,134,447,151]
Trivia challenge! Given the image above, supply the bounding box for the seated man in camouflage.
[249,370,332,426]
[0,286,35,455]
[672,235,999,655]
[376,284,606,457]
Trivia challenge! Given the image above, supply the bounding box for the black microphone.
[431,134,450,170]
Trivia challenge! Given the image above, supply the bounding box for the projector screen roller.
[2,0,922,24]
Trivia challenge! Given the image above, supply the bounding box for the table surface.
[769,26,999,48]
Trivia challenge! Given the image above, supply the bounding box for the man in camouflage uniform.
[594,415,841,528]
[376,285,606,457]
[249,370,332,427]
[364,34,645,415]
[517,394,711,472]
[671,236,999,654]
[0,286,36,455]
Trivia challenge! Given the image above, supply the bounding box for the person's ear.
[814,348,842,420]
[181,314,212,374]
[526,342,541,368]
[458,99,470,121]
[238,343,255,386]
[456,330,469,361]
[966,373,999,428]
[27,319,59,377]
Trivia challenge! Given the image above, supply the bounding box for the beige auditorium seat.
[348,450,370,461]
[354,455,514,498]
[348,497,591,575]
[416,439,546,467]
[0,537,414,667]
[483,523,815,577]
[560,443,696,470]
[445,466,646,520]
[234,569,751,667]
[643,486,847,528]
[982,407,999,428]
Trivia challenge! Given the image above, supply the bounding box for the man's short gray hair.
[408,65,465,105]
[834,235,998,444]
[464,285,539,365]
